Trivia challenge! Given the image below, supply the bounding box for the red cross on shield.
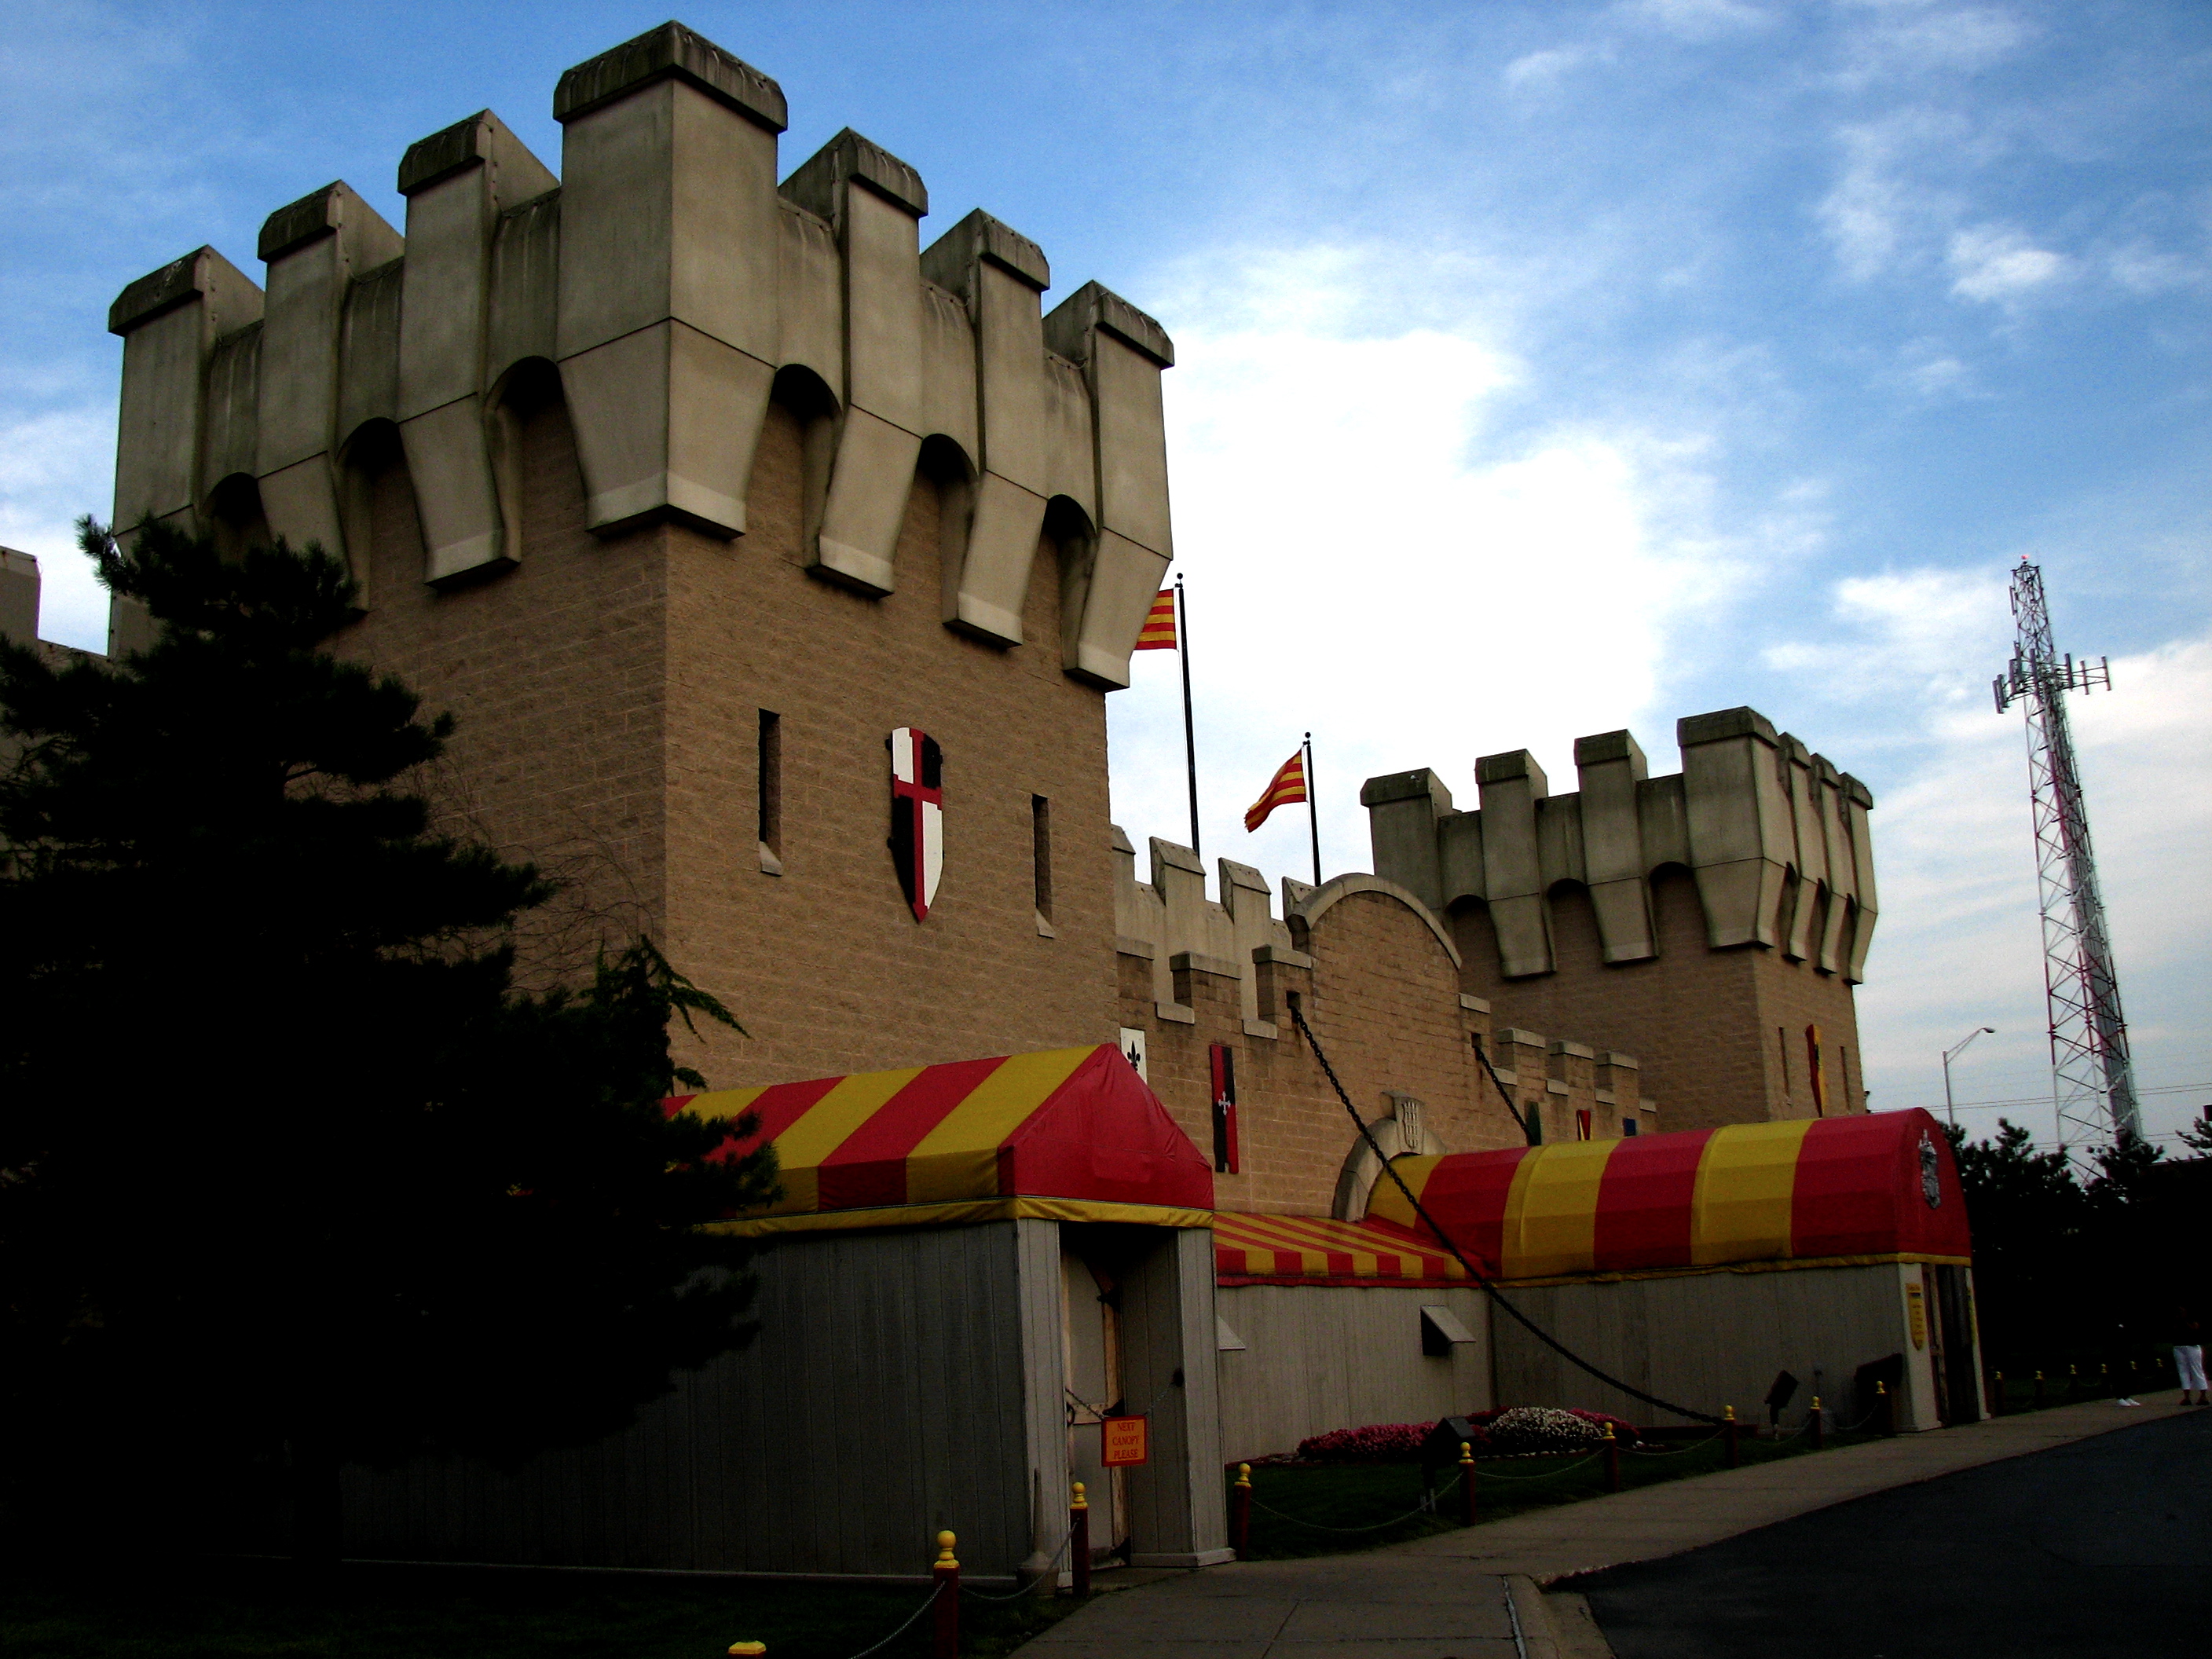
[888,727,943,921]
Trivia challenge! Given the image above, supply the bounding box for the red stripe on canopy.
[817,1056,1009,1210]
[1592,1127,1714,1270]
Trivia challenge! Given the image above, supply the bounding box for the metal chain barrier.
[1289,997,1724,1426]
[1624,1430,1728,1457]
[960,1526,1076,1602]
[1468,1451,1605,1481]
[834,1588,943,1659]
[1249,1470,1461,1533]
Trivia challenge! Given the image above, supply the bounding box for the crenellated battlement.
[1362,705,1878,985]
[1108,822,1664,1212]
[105,20,1173,687]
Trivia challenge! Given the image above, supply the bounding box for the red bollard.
[1724,1405,1739,1469]
[1876,1379,1894,1436]
[1229,1466,1251,1561]
[1458,1440,1477,1526]
[1989,1372,2004,1418]
[932,1531,959,1659]
[1602,1423,1621,1493]
[1071,1484,1091,1595]
[2034,1370,2045,1410]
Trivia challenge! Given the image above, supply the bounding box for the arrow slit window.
[1032,795,1053,931]
[757,710,782,875]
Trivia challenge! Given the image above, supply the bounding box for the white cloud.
[1503,48,1585,89]
[0,403,114,650]
[2108,244,2209,296]
[1947,223,2071,302]
[1760,565,2011,720]
[1901,353,1971,397]
[1817,110,1965,281]
[1110,243,1770,894]
[1613,0,1772,40]
[1833,3,2032,88]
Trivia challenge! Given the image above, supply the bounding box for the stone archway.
[1331,1092,1449,1221]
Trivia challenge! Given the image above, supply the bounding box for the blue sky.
[3,1,2207,1145]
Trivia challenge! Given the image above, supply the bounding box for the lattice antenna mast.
[1992,562,2141,1150]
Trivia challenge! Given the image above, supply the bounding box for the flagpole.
[1178,574,1200,859]
[1304,731,1320,887]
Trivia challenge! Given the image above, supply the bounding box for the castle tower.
[103,23,1177,1086]
[1363,708,1878,1130]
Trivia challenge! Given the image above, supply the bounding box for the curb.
[1507,1576,1615,1658]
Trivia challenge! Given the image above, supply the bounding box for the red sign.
[1101,1415,1149,1467]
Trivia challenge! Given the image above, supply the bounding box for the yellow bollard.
[1072,1481,1092,1592]
[932,1531,960,1659]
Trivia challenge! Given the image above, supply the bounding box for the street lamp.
[1941,1027,1997,1129]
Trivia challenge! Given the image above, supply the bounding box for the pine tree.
[0,519,778,1551]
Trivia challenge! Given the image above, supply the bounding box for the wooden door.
[1061,1247,1129,1555]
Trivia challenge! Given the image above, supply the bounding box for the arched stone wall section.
[1331,1100,1452,1221]
[1287,872,1460,969]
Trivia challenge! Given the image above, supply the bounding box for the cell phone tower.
[1992,561,2141,1150]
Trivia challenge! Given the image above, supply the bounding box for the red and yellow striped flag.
[1244,749,1307,833]
[1134,588,1177,650]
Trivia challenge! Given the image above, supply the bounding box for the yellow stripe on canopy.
[1691,1119,1815,1264]
[1505,1140,1619,1279]
[1363,1155,1442,1231]
[903,1046,1094,1203]
[686,1085,768,1122]
[767,1068,925,1214]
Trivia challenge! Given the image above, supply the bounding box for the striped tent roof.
[1365,1110,1971,1283]
[678,1043,1214,1234]
[1214,1211,1470,1287]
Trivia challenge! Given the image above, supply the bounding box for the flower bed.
[1264,1407,1639,1467]
[1475,1405,1636,1456]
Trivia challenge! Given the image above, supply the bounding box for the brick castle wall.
[335,385,1117,1092]
[1452,870,1865,1133]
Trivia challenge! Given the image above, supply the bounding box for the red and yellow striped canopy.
[1214,1211,1469,1287]
[678,1043,1214,1232]
[1365,1110,1971,1283]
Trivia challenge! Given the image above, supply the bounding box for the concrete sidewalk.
[1020,1393,2200,1658]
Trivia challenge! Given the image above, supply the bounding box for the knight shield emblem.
[888,727,943,921]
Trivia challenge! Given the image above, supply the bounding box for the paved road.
[1572,1408,2212,1658]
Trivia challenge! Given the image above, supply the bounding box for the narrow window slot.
[757,710,782,876]
[1031,793,1053,934]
